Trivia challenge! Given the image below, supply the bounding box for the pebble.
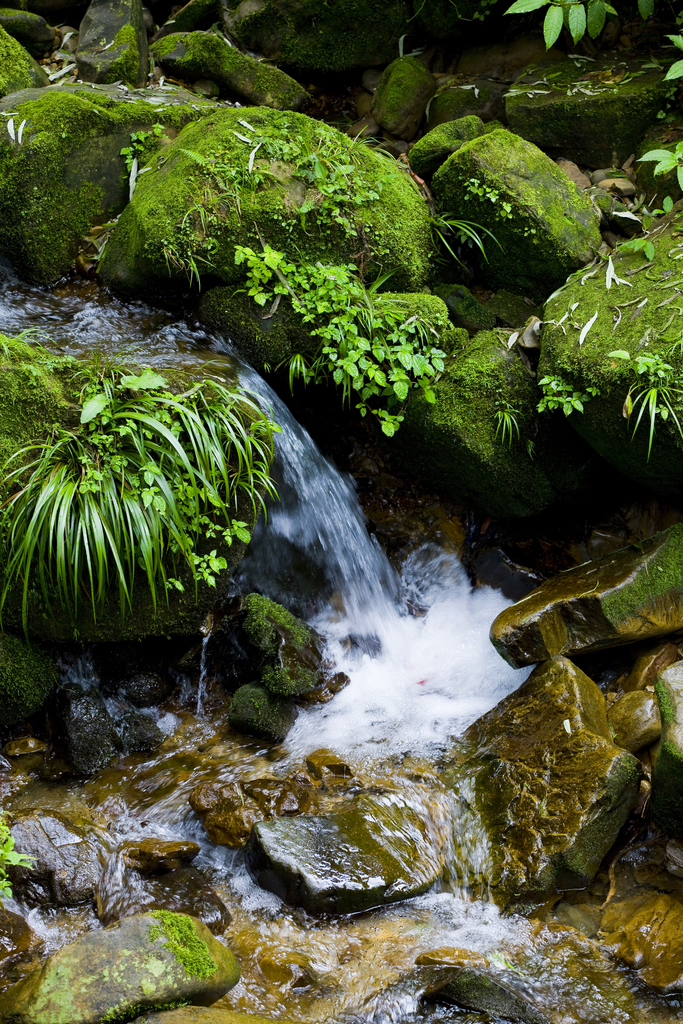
[557,158,591,190]
[598,177,636,199]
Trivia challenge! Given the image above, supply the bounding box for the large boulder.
[409,115,494,179]
[150,32,309,110]
[490,524,683,667]
[538,208,683,494]
[56,684,119,774]
[245,788,446,913]
[0,634,57,726]
[0,24,48,97]
[441,657,640,912]
[370,56,435,141]
[0,911,240,1024]
[431,128,602,297]
[602,893,683,994]
[505,59,668,167]
[99,106,434,295]
[0,86,210,284]
[0,9,55,56]
[394,329,599,518]
[76,0,148,86]
[8,809,104,906]
[221,0,410,72]
[652,662,683,837]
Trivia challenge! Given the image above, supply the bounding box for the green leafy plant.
[608,349,683,458]
[0,362,278,631]
[465,179,514,220]
[504,0,663,48]
[663,33,683,81]
[234,245,445,436]
[430,211,498,266]
[537,374,600,415]
[120,124,166,174]
[494,394,520,446]
[0,813,33,901]
[639,144,683,192]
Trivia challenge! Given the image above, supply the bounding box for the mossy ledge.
[148,911,218,980]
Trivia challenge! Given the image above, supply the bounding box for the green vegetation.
[0,812,33,901]
[538,375,600,416]
[639,144,683,192]
[0,632,57,725]
[234,246,445,435]
[494,396,520,446]
[243,592,310,657]
[608,350,683,459]
[120,123,166,174]
[0,357,277,631]
[148,911,217,979]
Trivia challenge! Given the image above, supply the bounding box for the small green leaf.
[543,4,564,47]
[120,369,169,391]
[80,394,110,424]
[568,2,586,43]
[665,59,683,81]
[608,350,632,359]
[638,0,654,17]
[505,0,549,11]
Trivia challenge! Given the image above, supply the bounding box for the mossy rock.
[434,283,495,333]
[431,128,602,297]
[441,657,640,913]
[76,0,148,87]
[652,662,683,837]
[0,85,211,284]
[636,129,683,209]
[99,106,434,296]
[0,8,54,56]
[426,79,507,130]
[486,289,541,327]
[134,1009,301,1023]
[505,58,669,168]
[0,633,57,726]
[199,286,457,374]
[155,0,218,36]
[439,967,551,1023]
[394,329,597,518]
[370,56,435,141]
[409,115,490,178]
[539,208,683,493]
[0,24,48,97]
[241,593,322,696]
[228,683,297,744]
[151,31,309,110]
[222,0,411,72]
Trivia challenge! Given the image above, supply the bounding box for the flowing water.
[0,264,678,1023]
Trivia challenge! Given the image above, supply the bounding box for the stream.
[0,260,678,1024]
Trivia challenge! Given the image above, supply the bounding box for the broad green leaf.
[505,0,548,11]
[608,350,631,359]
[638,0,654,16]
[666,33,683,49]
[665,59,683,81]
[587,0,606,37]
[664,195,674,212]
[568,2,586,42]
[120,369,169,391]
[639,148,677,162]
[80,393,110,424]
[678,165,683,192]
[543,4,564,47]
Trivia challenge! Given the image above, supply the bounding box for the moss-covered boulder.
[0,85,210,284]
[227,683,297,744]
[490,524,683,668]
[151,32,309,110]
[0,9,54,55]
[538,209,683,493]
[442,657,640,913]
[240,593,323,696]
[0,911,240,1023]
[0,24,48,96]
[0,634,56,726]
[426,79,506,130]
[652,662,683,837]
[99,106,434,295]
[76,0,148,86]
[409,115,492,179]
[245,789,446,913]
[434,283,495,333]
[432,128,601,297]
[222,0,410,72]
[370,55,435,141]
[505,59,668,167]
[394,329,597,518]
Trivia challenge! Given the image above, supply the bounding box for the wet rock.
[409,115,491,179]
[665,838,683,877]
[608,690,661,752]
[57,685,118,774]
[5,737,47,756]
[305,749,352,784]
[190,777,310,846]
[0,9,54,55]
[0,634,57,727]
[121,839,200,873]
[426,79,507,129]
[471,548,544,602]
[652,662,683,836]
[241,593,325,697]
[133,1011,300,1024]
[438,966,551,1023]
[0,911,240,1023]
[490,525,683,667]
[117,707,165,754]
[0,906,34,963]
[602,893,683,994]
[624,641,679,692]
[370,56,435,141]
[116,670,172,707]
[442,657,640,912]
[435,283,495,334]
[245,789,446,914]
[0,25,48,97]
[76,0,148,86]
[432,128,601,296]
[8,809,103,906]
[416,948,490,968]
[228,684,297,745]
[505,59,668,167]
[151,32,309,110]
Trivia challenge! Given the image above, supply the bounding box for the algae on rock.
[0,24,48,97]
[76,0,148,86]
[652,662,683,837]
[0,633,56,726]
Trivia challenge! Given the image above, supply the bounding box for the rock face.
[506,59,668,167]
[0,9,54,56]
[99,106,434,296]
[491,525,683,667]
[396,329,598,519]
[190,777,311,845]
[371,56,435,140]
[652,662,683,836]
[245,789,446,914]
[0,86,209,284]
[431,128,601,296]
[76,0,148,87]
[221,0,410,72]
[0,911,240,1024]
[151,32,309,110]
[0,634,57,727]
[0,24,48,97]
[539,209,683,495]
[8,810,104,906]
[442,657,640,912]
[602,893,683,994]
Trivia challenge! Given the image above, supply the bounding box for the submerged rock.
[490,524,683,667]
[371,56,435,141]
[8,809,104,906]
[652,662,683,836]
[76,0,148,86]
[438,966,551,1024]
[0,911,239,1023]
[227,685,298,745]
[602,893,683,994]
[121,839,200,873]
[116,707,165,754]
[245,789,446,914]
[190,777,311,845]
[431,128,601,296]
[442,656,640,912]
[151,32,309,110]
[0,25,48,97]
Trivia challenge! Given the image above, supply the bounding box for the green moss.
[107,23,140,86]
[261,663,317,697]
[243,593,309,658]
[656,677,677,725]
[0,23,45,96]
[410,116,486,178]
[0,634,57,725]
[602,526,683,627]
[101,999,188,1022]
[228,683,296,743]
[148,911,217,980]
[371,56,434,137]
